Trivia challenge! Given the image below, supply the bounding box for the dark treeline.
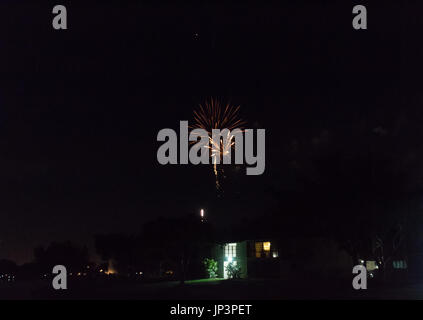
[0,213,216,284]
[260,113,423,279]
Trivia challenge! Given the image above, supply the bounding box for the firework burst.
[190,98,246,191]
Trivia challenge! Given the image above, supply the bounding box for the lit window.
[263,242,271,251]
[255,242,262,258]
[225,243,237,261]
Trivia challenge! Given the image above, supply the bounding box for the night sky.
[0,1,422,263]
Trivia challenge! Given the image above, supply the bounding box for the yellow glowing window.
[255,242,262,258]
[263,242,271,251]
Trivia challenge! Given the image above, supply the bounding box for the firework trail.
[190,98,246,191]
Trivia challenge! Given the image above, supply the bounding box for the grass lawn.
[185,278,224,285]
[3,277,423,299]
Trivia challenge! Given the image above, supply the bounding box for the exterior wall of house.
[213,245,225,278]
[214,240,282,279]
[246,240,280,278]
[214,238,354,280]
[237,241,248,278]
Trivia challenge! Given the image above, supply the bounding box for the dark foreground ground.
[1,276,423,300]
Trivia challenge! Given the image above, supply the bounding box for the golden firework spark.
[190,98,246,190]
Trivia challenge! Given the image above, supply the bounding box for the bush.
[203,258,218,278]
[226,262,242,279]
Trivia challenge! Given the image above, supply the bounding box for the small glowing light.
[200,209,204,217]
[105,268,116,275]
[272,251,278,258]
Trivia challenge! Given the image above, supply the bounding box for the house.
[213,237,352,279]
[213,240,280,279]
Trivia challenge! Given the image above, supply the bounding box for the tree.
[140,214,214,284]
[94,234,136,275]
[0,259,17,274]
[33,241,89,273]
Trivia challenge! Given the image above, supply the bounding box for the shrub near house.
[203,258,218,278]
